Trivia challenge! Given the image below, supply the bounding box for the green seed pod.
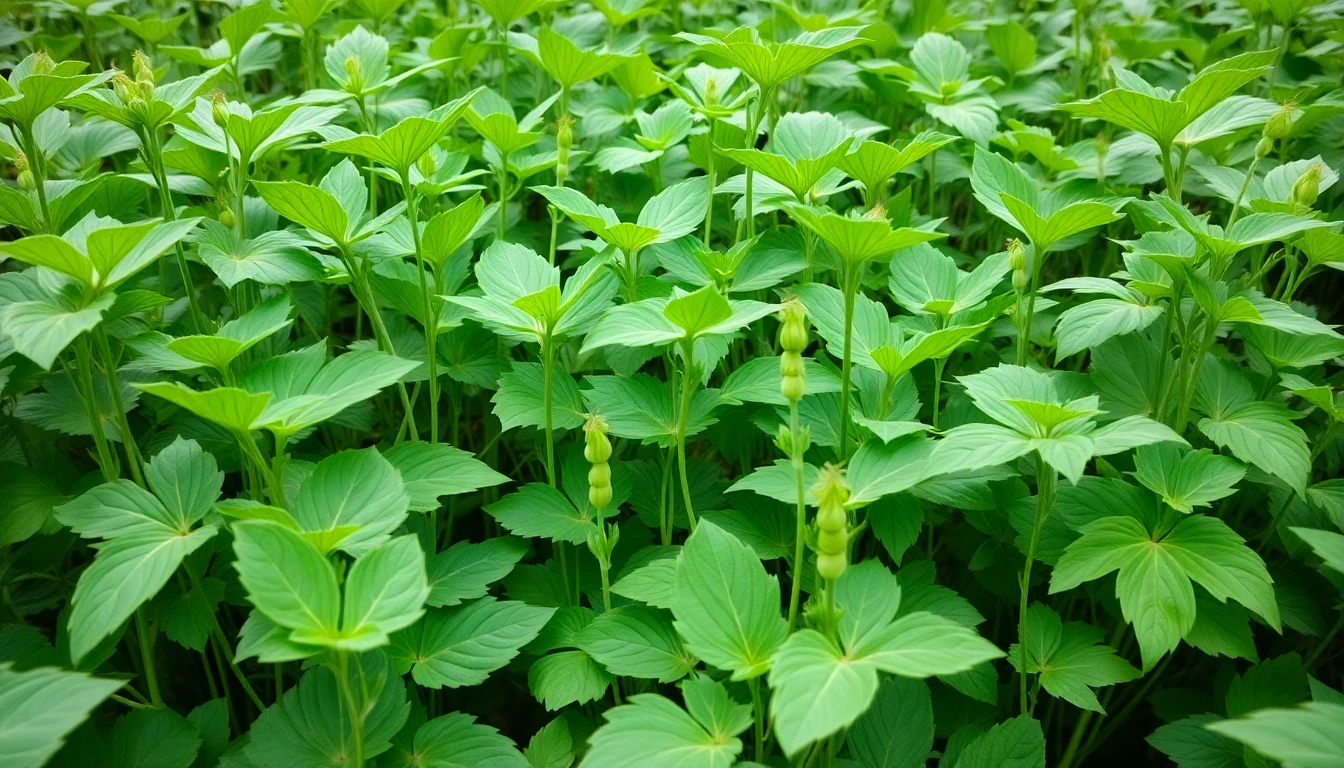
[1255,135,1274,159]
[1013,267,1029,292]
[584,414,612,465]
[817,552,847,580]
[588,462,611,489]
[816,527,846,555]
[780,351,805,378]
[781,373,805,403]
[589,481,612,511]
[218,204,236,228]
[1291,163,1323,209]
[556,115,573,185]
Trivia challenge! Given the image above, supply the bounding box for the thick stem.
[1174,319,1217,434]
[749,677,766,762]
[19,126,52,233]
[1019,457,1055,715]
[786,400,807,631]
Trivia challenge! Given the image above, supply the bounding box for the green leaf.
[768,629,878,757]
[1133,443,1245,514]
[110,707,201,768]
[232,520,340,646]
[954,716,1046,768]
[486,483,597,544]
[0,664,123,768]
[134,382,271,433]
[581,684,748,768]
[292,448,410,557]
[529,650,613,710]
[576,605,696,683]
[846,676,934,768]
[0,292,115,370]
[384,442,509,513]
[1291,527,1344,575]
[492,361,588,432]
[671,521,788,680]
[1053,298,1163,360]
[1198,401,1310,495]
[427,537,529,607]
[1205,702,1344,768]
[389,598,555,688]
[67,526,218,665]
[245,650,409,768]
[380,712,529,768]
[340,535,429,649]
[1007,604,1140,712]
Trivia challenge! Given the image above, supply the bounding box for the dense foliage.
[2,0,1344,766]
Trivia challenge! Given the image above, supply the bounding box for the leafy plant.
[2,3,1344,768]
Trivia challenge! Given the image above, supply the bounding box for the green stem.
[142,125,205,332]
[703,116,717,244]
[542,333,557,487]
[94,328,145,487]
[1174,318,1217,434]
[341,246,419,441]
[187,562,266,711]
[74,337,118,483]
[837,267,858,460]
[931,356,947,430]
[332,651,365,768]
[1227,154,1260,228]
[402,174,439,443]
[676,340,699,531]
[1016,244,1044,367]
[786,400,807,631]
[19,125,52,233]
[749,677,766,762]
[1019,457,1055,715]
[134,608,163,707]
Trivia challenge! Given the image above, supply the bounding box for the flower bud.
[780,352,805,378]
[778,296,808,353]
[210,90,230,128]
[584,415,612,464]
[1264,102,1296,140]
[781,371,806,402]
[703,75,719,108]
[1007,239,1026,271]
[132,50,155,86]
[556,115,573,185]
[14,152,33,192]
[344,55,365,92]
[1255,135,1274,159]
[817,552,847,580]
[806,462,849,516]
[588,462,611,488]
[30,52,53,76]
[589,479,612,510]
[1291,163,1323,209]
[218,205,235,228]
[1013,267,1029,292]
[111,71,138,104]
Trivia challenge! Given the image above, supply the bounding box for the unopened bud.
[556,115,573,185]
[1265,102,1296,140]
[210,90,230,128]
[703,76,719,107]
[584,415,612,464]
[863,202,887,221]
[1291,163,1323,209]
[1007,239,1027,271]
[778,297,808,352]
[1013,268,1029,292]
[344,56,364,92]
[218,204,235,227]
[812,464,849,580]
[14,152,33,191]
[132,50,155,86]
[1255,135,1274,159]
[112,71,137,103]
[30,52,53,76]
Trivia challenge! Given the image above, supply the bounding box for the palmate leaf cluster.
[2,1,1344,768]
